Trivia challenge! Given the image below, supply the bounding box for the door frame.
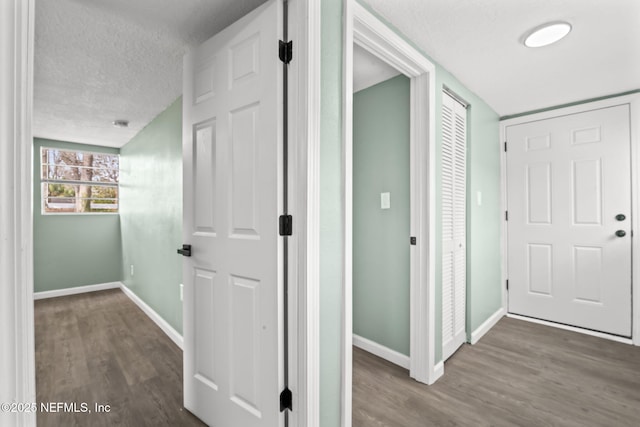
[5,0,321,425]
[1,0,36,426]
[342,2,439,423]
[500,93,640,346]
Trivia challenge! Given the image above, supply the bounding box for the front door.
[506,104,632,337]
[181,1,283,425]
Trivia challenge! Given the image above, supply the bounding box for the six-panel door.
[507,105,632,337]
[182,1,283,425]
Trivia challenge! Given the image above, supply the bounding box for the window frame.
[40,146,120,215]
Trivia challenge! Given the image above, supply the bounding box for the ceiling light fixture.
[112,119,129,128]
[523,21,572,48]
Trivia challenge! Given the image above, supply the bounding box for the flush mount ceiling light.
[112,119,129,128]
[523,21,572,48]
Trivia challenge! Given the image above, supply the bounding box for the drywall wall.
[119,98,183,333]
[353,74,411,356]
[33,138,122,292]
[320,0,344,425]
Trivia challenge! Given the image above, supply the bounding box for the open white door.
[181,1,283,425]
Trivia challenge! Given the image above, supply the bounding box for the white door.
[181,1,283,426]
[506,105,632,337]
[442,92,467,360]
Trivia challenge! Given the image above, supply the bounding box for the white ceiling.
[34,0,640,148]
[34,0,266,148]
[353,44,401,92]
[363,0,640,116]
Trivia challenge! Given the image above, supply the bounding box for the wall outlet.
[179,283,184,302]
[130,264,134,276]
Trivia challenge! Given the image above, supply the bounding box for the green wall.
[320,0,344,425]
[353,75,410,356]
[119,98,183,333]
[33,138,123,292]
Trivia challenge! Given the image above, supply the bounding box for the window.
[40,147,119,214]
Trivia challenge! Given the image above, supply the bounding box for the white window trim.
[40,146,120,215]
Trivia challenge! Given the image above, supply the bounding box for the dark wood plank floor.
[35,289,206,427]
[354,317,640,427]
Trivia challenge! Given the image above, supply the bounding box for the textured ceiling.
[353,44,401,92]
[363,0,640,116]
[35,0,640,148]
[34,0,267,148]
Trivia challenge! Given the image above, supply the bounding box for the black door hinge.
[504,141,507,152]
[279,215,293,236]
[279,40,293,64]
[280,387,292,412]
[505,211,508,221]
[410,236,417,245]
[506,279,509,290]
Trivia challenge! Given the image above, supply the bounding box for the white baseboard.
[353,334,410,369]
[433,361,444,382]
[34,282,121,300]
[506,313,633,345]
[470,307,506,345]
[120,284,184,350]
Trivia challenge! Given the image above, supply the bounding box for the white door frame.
[342,2,439,423]
[284,0,321,425]
[5,0,321,425]
[500,93,640,347]
[0,1,36,426]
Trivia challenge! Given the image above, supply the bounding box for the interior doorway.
[342,5,440,422]
[352,45,411,369]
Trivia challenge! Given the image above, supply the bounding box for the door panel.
[182,1,282,425]
[507,104,632,337]
[442,92,467,361]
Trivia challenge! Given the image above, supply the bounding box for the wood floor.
[354,317,640,427]
[35,289,205,427]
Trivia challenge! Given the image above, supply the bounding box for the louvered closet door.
[442,92,467,361]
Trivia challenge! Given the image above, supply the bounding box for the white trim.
[34,282,121,300]
[632,96,640,347]
[120,284,184,350]
[288,0,321,425]
[433,361,444,380]
[470,307,506,345]
[1,1,35,426]
[352,335,410,370]
[507,313,634,345]
[500,93,640,347]
[342,2,354,426]
[344,4,439,411]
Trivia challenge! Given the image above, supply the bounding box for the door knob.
[615,230,626,238]
[616,214,626,221]
[177,244,192,257]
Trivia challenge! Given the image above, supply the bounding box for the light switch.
[381,192,390,209]
[477,191,482,206]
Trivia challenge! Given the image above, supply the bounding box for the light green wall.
[353,75,410,356]
[33,138,123,293]
[320,0,344,425]
[119,98,183,333]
